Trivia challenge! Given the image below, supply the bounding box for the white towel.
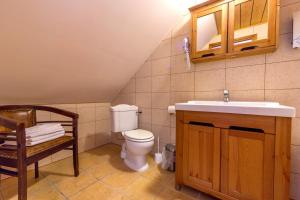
[26,132,65,146]
[25,123,64,138]
[27,130,65,142]
[4,131,65,146]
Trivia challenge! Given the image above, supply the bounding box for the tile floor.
[0,144,217,200]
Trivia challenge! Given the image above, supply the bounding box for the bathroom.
[0,0,299,199]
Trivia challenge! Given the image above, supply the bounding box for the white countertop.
[175,101,296,117]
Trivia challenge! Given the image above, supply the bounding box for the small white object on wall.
[293,11,300,48]
[168,105,176,114]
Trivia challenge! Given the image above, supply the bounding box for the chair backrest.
[0,109,36,131]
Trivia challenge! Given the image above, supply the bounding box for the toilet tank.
[111,104,138,132]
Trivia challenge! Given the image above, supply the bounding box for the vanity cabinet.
[189,0,279,63]
[176,111,291,200]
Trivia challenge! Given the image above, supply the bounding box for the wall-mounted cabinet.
[189,0,279,63]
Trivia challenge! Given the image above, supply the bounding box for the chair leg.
[18,165,27,200]
[34,162,39,179]
[73,143,79,177]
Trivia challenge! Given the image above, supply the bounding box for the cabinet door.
[227,0,278,54]
[221,129,275,200]
[191,2,228,62]
[183,124,220,191]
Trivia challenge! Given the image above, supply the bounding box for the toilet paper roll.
[168,105,176,114]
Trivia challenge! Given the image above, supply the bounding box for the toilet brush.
[154,136,163,164]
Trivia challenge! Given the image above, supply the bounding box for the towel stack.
[5,123,65,146]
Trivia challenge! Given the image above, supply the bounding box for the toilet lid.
[124,129,154,141]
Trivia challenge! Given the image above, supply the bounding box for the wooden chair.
[0,105,79,200]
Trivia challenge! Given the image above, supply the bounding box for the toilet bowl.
[122,129,154,172]
[111,104,155,172]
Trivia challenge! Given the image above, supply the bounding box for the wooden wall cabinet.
[189,0,279,63]
[176,111,291,200]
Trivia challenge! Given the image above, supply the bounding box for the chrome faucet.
[224,90,229,102]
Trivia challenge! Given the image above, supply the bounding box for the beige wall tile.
[77,106,96,124]
[152,125,171,144]
[138,123,152,132]
[265,89,300,117]
[152,57,171,76]
[95,119,110,134]
[291,145,300,173]
[171,72,195,92]
[96,106,110,120]
[195,90,223,101]
[78,136,96,153]
[171,127,176,144]
[290,173,300,199]
[136,61,151,78]
[136,93,151,108]
[36,110,51,121]
[281,0,300,6]
[172,34,188,56]
[139,108,151,124]
[170,115,176,128]
[195,69,225,91]
[50,104,77,121]
[226,65,265,90]
[195,60,225,71]
[229,90,265,101]
[78,122,96,139]
[152,109,170,126]
[151,39,171,59]
[171,54,194,74]
[292,118,300,145]
[266,60,300,89]
[266,33,300,63]
[95,132,111,147]
[226,54,265,68]
[112,94,135,106]
[136,77,151,93]
[152,75,170,92]
[170,92,194,104]
[151,93,170,109]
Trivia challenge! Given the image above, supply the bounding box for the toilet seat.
[124,129,154,142]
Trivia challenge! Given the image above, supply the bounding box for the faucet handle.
[224,89,229,95]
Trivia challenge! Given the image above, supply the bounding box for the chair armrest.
[0,115,20,130]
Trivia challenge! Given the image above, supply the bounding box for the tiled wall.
[112,0,300,198]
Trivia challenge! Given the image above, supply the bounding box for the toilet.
[111,104,154,172]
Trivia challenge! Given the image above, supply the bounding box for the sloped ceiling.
[0,0,183,104]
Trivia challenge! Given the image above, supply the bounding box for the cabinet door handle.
[201,53,215,58]
[241,46,257,51]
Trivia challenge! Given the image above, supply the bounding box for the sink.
[175,101,296,117]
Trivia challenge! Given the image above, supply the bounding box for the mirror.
[233,0,268,46]
[196,10,222,51]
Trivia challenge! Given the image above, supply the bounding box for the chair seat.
[0,136,74,159]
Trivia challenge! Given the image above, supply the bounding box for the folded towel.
[25,123,64,138]
[4,132,65,146]
[26,132,65,146]
[27,130,65,142]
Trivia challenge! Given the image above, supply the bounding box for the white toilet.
[111,104,154,172]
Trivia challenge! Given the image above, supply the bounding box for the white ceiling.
[0,0,184,104]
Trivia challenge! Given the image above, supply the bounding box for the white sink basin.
[175,101,296,117]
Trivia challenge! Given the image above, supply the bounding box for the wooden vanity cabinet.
[176,111,291,200]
